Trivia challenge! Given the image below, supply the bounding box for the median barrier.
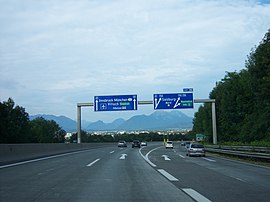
[0,143,113,165]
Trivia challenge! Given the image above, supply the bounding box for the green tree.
[244,30,270,141]
[0,98,30,143]
[193,30,270,143]
[29,117,66,143]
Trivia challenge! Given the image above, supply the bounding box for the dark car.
[185,141,191,149]
[132,140,141,148]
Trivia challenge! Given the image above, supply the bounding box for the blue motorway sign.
[94,95,137,112]
[154,93,193,110]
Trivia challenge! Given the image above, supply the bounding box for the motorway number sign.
[154,93,193,110]
[94,95,137,112]
[183,88,193,92]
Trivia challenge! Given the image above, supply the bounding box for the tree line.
[0,98,190,143]
[193,30,270,144]
[0,98,66,143]
[68,131,189,143]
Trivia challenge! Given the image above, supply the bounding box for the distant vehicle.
[141,141,147,146]
[185,141,191,149]
[118,140,127,147]
[132,140,141,148]
[186,143,205,157]
[165,141,173,149]
[180,142,185,146]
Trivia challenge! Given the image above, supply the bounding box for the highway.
[0,142,269,202]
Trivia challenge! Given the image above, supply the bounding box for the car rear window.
[191,144,204,148]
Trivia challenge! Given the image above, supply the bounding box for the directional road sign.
[94,95,137,112]
[153,93,193,110]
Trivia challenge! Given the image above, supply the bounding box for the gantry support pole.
[194,99,217,144]
[77,99,217,144]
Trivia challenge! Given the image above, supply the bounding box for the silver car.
[118,140,127,147]
[186,143,205,157]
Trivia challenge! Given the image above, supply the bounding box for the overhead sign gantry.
[77,90,217,144]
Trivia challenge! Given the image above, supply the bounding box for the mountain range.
[30,111,193,132]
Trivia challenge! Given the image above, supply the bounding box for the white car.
[118,140,127,147]
[141,141,147,146]
[165,141,173,149]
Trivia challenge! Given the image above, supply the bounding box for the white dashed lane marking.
[157,169,179,181]
[86,158,100,167]
[182,188,212,202]
[202,157,216,162]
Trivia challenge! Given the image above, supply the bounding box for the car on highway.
[141,141,147,146]
[118,140,127,147]
[132,140,141,148]
[186,143,205,157]
[185,141,191,149]
[165,141,173,149]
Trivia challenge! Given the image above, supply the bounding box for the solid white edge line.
[86,158,100,167]
[182,188,212,202]
[139,146,163,167]
[0,150,89,169]
[157,169,179,181]
[139,148,157,167]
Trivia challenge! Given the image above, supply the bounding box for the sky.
[1,0,270,123]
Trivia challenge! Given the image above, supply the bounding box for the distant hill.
[30,111,193,132]
[86,118,125,131]
[116,111,193,131]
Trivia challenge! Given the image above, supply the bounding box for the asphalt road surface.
[1,142,269,202]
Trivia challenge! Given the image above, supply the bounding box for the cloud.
[0,0,270,122]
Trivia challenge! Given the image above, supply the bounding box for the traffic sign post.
[154,93,193,110]
[94,95,137,112]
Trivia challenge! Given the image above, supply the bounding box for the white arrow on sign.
[133,98,137,110]
[173,97,181,108]
[95,99,98,111]
[162,155,171,161]
[155,98,162,109]
[120,154,127,160]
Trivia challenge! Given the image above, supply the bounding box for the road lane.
[2,142,269,202]
[140,142,270,202]
[0,146,116,201]
[0,143,193,202]
[74,145,193,201]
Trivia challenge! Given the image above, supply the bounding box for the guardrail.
[205,145,270,161]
